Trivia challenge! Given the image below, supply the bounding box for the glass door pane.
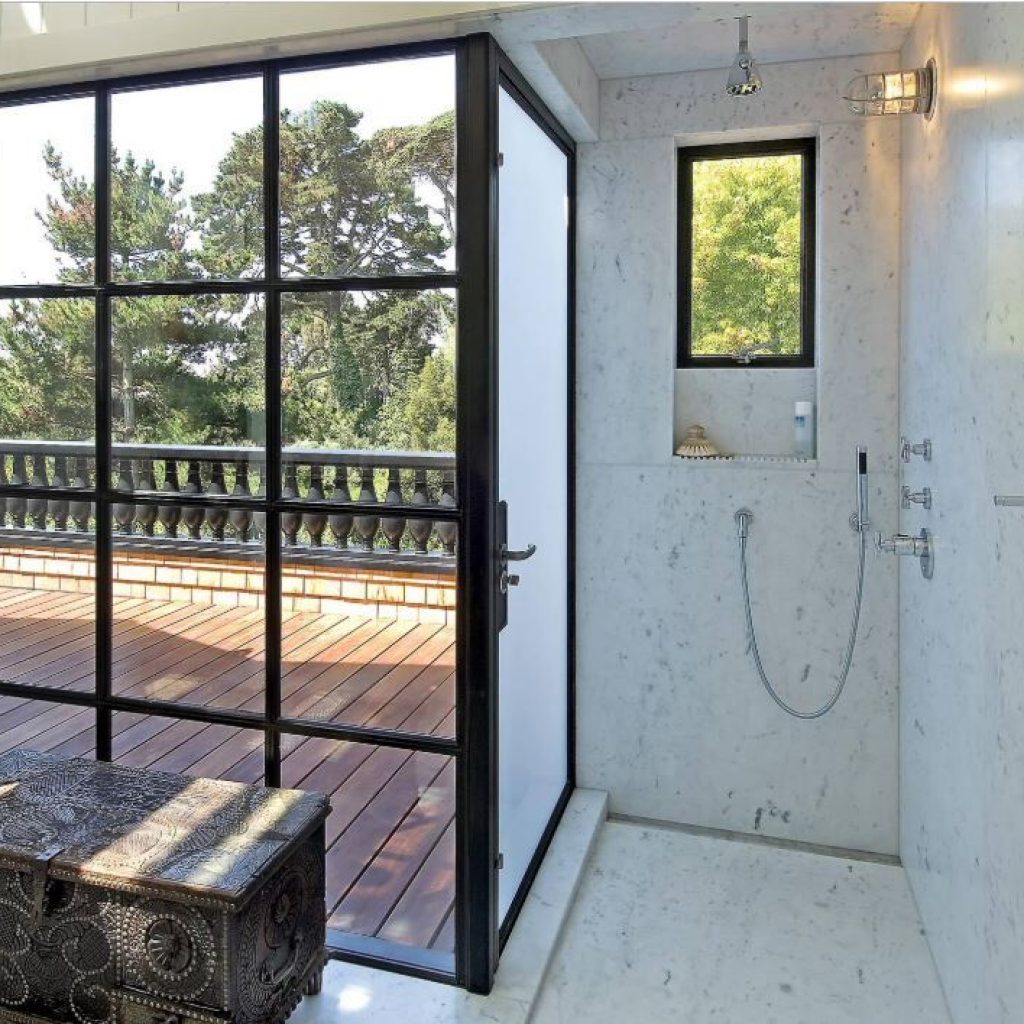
[496,86,570,922]
[279,55,456,277]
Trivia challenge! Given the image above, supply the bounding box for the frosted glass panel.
[497,87,569,922]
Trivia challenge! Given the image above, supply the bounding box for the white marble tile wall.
[899,5,1024,1021]
[576,55,902,853]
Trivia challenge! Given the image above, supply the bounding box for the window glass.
[111,77,263,280]
[279,55,456,277]
[0,97,95,285]
[0,298,95,445]
[281,288,455,459]
[684,145,811,363]
[282,735,455,955]
[110,294,265,458]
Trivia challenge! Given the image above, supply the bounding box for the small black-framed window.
[677,137,816,368]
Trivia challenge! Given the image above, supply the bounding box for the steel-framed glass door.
[0,32,572,995]
[0,38,470,986]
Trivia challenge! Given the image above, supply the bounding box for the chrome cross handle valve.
[901,486,932,510]
[900,436,932,462]
[876,528,934,579]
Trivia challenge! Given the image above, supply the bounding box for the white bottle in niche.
[794,400,815,459]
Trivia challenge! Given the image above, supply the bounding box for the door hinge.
[496,852,504,870]
[497,151,505,167]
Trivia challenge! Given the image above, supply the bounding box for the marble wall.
[899,5,1024,1021]
[576,54,902,853]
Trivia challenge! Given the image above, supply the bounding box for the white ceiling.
[575,3,919,79]
[499,3,920,81]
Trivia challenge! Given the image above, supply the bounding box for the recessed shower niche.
[673,368,818,462]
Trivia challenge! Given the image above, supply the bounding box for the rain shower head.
[725,15,762,97]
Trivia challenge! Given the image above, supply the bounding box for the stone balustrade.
[0,441,457,572]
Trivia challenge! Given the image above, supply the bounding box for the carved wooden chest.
[0,750,330,1024]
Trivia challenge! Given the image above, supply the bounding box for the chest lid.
[0,750,329,908]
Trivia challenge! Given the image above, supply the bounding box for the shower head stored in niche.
[726,16,763,97]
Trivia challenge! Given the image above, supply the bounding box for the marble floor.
[532,822,952,1024]
[293,810,951,1024]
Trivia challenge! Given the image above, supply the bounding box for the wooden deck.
[0,585,456,955]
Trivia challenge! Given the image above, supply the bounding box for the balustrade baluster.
[181,460,204,540]
[328,467,353,548]
[135,460,157,536]
[409,468,432,553]
[10,454,27,528]
[381,467,405,551]
[436,471,458,555]
[50,454,69,531]
[229,461,252,542]
[0,453,8,528]
[281,463,300,546]
[113,459,135,534]
[28,455,48,530]
[353,467,380,550]
[206,461,228,541]
[68,458,92,533]
[252,463,266,541]
[303,464,327,547]
[158,458,182,538]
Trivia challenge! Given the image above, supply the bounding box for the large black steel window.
[677,138,816,368]
[0,41,468,983]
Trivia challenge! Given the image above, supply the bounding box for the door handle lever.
[501,543,537,562]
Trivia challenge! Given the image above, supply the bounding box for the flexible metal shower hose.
[737,523,867,719]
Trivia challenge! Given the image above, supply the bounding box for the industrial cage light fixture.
[844,57,937,118]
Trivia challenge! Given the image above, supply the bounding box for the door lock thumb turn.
[499,543,536,593]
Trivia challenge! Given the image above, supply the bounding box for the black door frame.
[0,31,576,996]
[455,36,577,993]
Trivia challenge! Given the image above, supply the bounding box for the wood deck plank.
[431,907,455,953]
[278,619,426,720]
[324,750,449,910]
[378,819,457,949]
[0,585,457,956]
[334,759,456,938]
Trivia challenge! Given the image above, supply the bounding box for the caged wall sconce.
[844,57,937,118]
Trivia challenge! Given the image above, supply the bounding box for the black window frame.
[676,137,817,369]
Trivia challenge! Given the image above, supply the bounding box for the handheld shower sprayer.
[856,446,870,532]
[734,446,870,719]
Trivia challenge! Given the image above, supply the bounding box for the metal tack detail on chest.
[0,750,330,1024]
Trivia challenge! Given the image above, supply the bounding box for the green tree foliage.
[690,154,803,358]
[0,296,94,440]
[0,98,457,453]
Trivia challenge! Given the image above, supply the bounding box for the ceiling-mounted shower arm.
[725,15,763,96]
[737,14,750,53]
